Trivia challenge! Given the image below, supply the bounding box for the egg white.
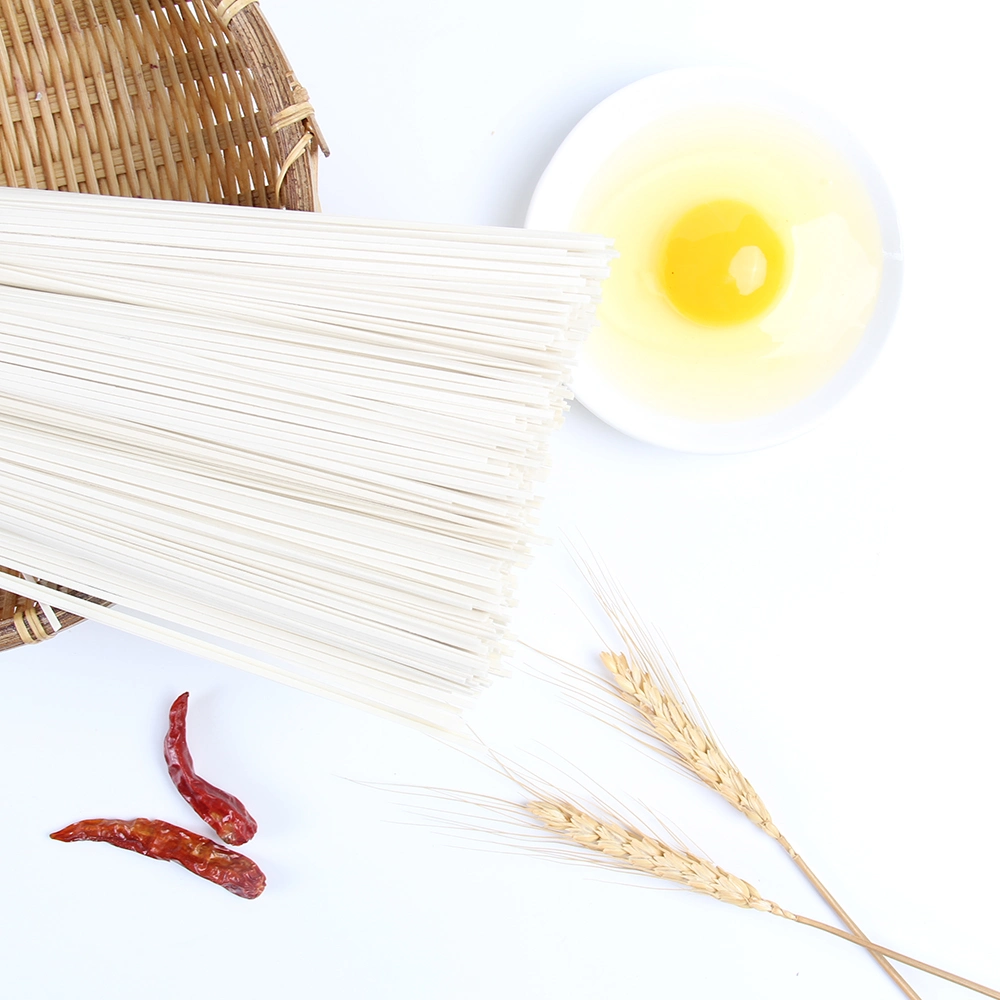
[572,108,883,423]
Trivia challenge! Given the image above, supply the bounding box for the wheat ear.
[526,799,791,915]
[528,797,1000,1000]
[575,547,922,1000]
[600,648,921,999]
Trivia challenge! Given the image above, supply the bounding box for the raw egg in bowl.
[527,68,902,452]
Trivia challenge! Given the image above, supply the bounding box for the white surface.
[2,2,999,999]
[525,66,904,453]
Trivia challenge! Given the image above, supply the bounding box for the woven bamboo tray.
[0,0,328,650]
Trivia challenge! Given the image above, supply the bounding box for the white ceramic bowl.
[526,68,903,453]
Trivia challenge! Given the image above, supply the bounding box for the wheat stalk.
[574,557,921,998]
[527,796,1000,999]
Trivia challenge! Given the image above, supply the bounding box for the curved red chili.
[50,818,266,899]
[164,692,257,846]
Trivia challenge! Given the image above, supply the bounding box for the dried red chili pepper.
[50,818,266,899]
[164,692,257,846]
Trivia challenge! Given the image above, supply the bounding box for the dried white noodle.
[0,187,613,729]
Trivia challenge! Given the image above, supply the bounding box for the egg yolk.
[661,200,785,326]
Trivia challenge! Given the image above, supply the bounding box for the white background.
[2,1,999,998]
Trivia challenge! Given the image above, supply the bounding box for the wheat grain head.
[570,549,781,838]
[526,798,790,915]
[599,649,781,840]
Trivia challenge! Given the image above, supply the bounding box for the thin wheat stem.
[778,843,920,1000]
[527,796,998,999]
[786,914,1000,1000]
